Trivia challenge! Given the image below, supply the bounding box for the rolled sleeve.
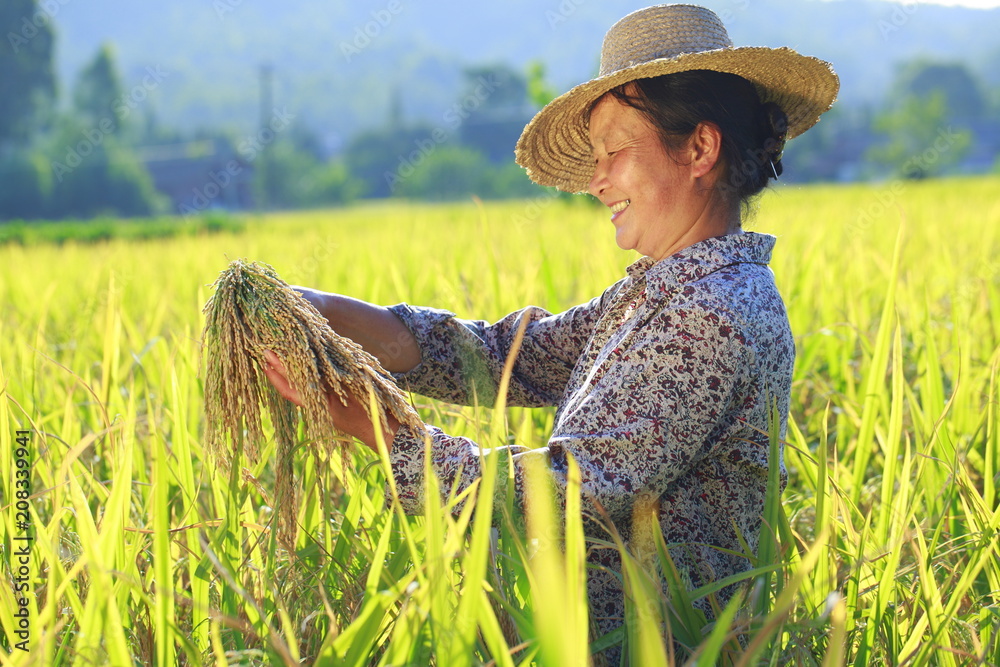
[386,289,617,408]
[387,422,538,517]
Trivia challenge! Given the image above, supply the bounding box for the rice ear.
[201,258,424,548]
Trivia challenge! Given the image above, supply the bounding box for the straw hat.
[514,4,839,193]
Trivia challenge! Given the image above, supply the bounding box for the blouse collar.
[625,232,777,291]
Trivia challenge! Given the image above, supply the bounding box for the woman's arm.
[291,287,421,374]
[384,279,627,408]
[267,278,622,450]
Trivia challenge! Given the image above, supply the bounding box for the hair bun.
[762,102,788,179]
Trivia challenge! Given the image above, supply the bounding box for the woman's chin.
[614,230,639,254]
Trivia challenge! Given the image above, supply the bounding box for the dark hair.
[597,70,788,216]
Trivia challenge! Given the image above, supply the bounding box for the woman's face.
[587,89,728,260]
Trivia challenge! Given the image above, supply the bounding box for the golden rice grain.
[201,259,423,546]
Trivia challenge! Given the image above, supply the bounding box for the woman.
[264,3,838,655]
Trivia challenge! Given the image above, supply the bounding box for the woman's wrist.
[364,413,400,454]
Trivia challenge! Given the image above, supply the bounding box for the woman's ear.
[688,121,723,179]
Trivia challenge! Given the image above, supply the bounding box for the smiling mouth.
[610,199,630,220]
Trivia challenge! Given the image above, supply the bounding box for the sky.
[912,0,1000,5]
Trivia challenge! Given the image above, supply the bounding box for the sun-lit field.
[1,176,999,665]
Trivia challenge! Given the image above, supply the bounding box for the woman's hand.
[262,349,399,453]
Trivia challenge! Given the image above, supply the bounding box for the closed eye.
[594,150,617,164]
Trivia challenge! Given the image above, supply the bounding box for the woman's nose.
[588,161,607,198]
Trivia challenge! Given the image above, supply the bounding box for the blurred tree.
[260,139,361,209]
[523,60,580,202]
[865,59,985,179]
[47,119,164,218]
[388,86,404,129]
[74,43,124,126]
[893,60,986,124]
[460,64,529,112]
[526,61,558,109]
[784,105,879,183]
[487,161,546,199]
[393,146,542,201]
[343,123,439,198]
[22,42,176,219]
[299,161,364,206]
[342,63,572,201]
[0,150,51,219]
[867,92,971,179]
[457,64,533,164]
[393,146,490,200]
[0,0,57,148]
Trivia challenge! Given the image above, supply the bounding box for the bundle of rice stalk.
[201,259,422,546]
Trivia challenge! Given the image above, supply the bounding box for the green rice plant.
[0,176,998,665]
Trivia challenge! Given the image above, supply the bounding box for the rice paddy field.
[1,175,999,665]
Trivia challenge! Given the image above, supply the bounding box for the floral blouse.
[386,231,794,636]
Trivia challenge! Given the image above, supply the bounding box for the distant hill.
[48,0,1000,151]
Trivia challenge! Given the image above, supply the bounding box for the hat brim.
[514,46,839,193]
